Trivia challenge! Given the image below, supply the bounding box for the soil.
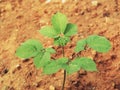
[0,0,120,90]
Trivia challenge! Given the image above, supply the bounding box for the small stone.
[80,11,85,15]
[88,24,94,27]
[62,0,66,3]
[16,64,21,70]
[45,0,51,3]
[15,29,19,32]
[91,0,98,6]
[5,3,12,11]
[105,17,111,23]
[49,85,55,90]
[12,64,21,73]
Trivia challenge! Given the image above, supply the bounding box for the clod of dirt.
[3,68,8,74]
[1,68,9,76]
[103,11,110,17]
[79,70,87,77]
[16,15,23,19]
[73,81,81,87]
[114,83,120,90]
[83,82,95,90]
[2,86,15,90]
[111,55,117,60]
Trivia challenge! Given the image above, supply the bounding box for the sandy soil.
[0,0,120,90]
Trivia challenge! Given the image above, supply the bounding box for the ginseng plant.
[16,12,111,90]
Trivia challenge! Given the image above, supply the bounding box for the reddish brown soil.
[0,0,120,90]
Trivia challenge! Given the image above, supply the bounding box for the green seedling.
[16,12,111,90]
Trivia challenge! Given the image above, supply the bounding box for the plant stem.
[62,70,66,90]
[62,46,65,57]
[62,46,66,90]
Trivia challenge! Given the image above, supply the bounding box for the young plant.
[16,12,111,90]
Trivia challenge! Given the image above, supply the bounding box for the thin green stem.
[61,46,66,90]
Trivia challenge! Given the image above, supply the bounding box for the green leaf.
[54,36,70,46]
[43,57,69,74]
[66,57,97,74]
[46,48,56,54]
[64,23,77,36]
[66,60,81,74]
[43,61,61,74]
[61,64,69,70]
[87,35,111,52]
[33,52,51,68]
[22,39,43,51]
[54,37,60,45]
[16,39,43,58]
[51,12,68,34]
[16,45,38,59]
[56,57,68,64]
[75,57,97,71]
[75,39,87,53]
[56,57,69,70]
[39,26,58,38]
[67,64,81,74]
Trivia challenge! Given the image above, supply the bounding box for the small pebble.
[46,0,51,3]
[49,85,55,90]
[62,0,66,3]
[12,64,21,73]
[91,0,98,6]
[105,17,111,23]
[16,64,21,70]
[5,3,12,11]
[45,0,66,3]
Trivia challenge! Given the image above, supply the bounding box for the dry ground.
[0,0,120,90]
